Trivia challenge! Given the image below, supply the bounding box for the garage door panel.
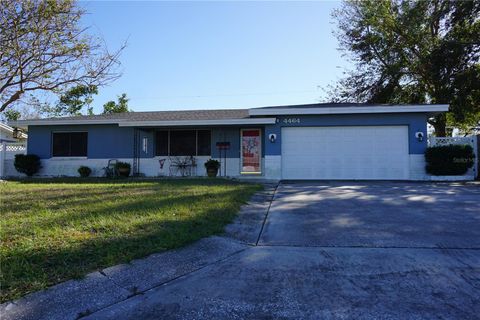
[281,126,409,180]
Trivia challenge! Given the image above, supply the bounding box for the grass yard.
[0,178,261,302]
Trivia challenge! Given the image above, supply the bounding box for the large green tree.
[329,0,480,136]
[102,93,130,114]
[2,109,21,122]
[41,85,98,117]
[0,0,124,114]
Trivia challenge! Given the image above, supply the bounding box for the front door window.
[241,129,261,174]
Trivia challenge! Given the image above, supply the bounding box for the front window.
[155,129,211,156]
[197,130,211,156]
[52,132,88,157]
[241,129,261,174]
[170,130,196,156]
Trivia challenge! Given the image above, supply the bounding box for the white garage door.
[281,126,409,180]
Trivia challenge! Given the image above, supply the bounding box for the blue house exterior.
[11,103,448,180]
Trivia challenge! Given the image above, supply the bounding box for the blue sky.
[81,1,348,113]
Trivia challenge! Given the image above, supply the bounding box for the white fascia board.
[248,104,449,116]
[118,118,277,127]
[8,119,122,128]
[9,118,277,128]
[0,123,14,133]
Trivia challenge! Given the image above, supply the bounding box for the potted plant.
[78,166,92,177]
[204,159,220,177]
[115,161,131,177]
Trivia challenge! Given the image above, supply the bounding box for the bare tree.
[0,0,125,112]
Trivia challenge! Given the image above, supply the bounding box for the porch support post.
[0,142,6,178]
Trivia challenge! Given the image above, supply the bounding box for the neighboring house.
[0,122,28,143]
[9,103,449,180]
[0,123,28,178]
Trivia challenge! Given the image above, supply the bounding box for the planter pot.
[206,167,218,177]
[118,167,130,177]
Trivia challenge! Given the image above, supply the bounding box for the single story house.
[10,103,449,180]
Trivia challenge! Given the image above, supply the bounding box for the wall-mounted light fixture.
[415,132,424,142]
[12,127,21,139]
[269,133,277,143]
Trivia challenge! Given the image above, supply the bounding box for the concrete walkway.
[2,182,479,319]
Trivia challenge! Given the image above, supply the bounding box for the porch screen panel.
[155,131,168,156]
[197,130,211,156]
[241,129,261,174]
[170,130,196,156]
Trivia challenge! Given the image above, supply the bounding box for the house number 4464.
[283,118,300,124]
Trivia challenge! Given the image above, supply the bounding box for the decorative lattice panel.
[6,144,26,152]
[428,137,475,148]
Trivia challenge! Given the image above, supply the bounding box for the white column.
[0,142,6,178]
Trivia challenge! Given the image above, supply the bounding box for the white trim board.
[118,118,276,127]
[10,118,277,128]
[248,105,449,116]
[9,119,121,128]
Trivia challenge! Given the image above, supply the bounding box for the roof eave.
[8,119,123,128]
[248,104,450,116]
[9,117,277,128]
[118,118,276,127]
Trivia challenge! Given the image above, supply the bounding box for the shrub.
[425,145,474,175]
[204,159,221,170]
[78,166,92,177]
[14,154,41,177]
[115,161,131,177]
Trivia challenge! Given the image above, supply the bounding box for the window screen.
[155,131,168,156]
[52,132,87,157]
[170,130,196,156]
[155,130,211,156]
[197,130,211,156]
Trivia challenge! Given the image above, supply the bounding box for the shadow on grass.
[1,178,258,218]
[11,186,256,230]
[6,177,247,186]
[1,184,261,303]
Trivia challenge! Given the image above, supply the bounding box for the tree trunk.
[431,114,447,137]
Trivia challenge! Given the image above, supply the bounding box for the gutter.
[9,117,277,128]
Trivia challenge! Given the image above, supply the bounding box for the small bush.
[14,154,41,176]
[425,145,474,175]
[78,166,92,177]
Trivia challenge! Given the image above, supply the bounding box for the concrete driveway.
[85,182,480,320]
[5,182,479,320]
[260,182,480,248]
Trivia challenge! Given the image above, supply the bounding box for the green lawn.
[0,178,261,302]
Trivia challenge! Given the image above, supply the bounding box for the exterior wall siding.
[23,157,268,178]
[22,112,434,180]
[28,125,137,159]
[24,125,267,178]
[263,113,428,156]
